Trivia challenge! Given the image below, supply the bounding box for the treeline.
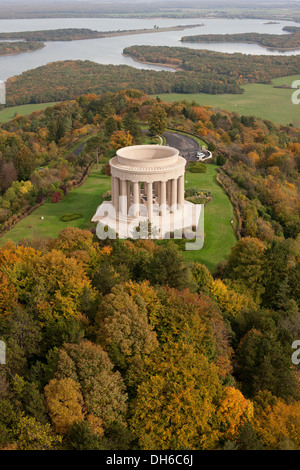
[6,46,300,107]
[124,45,300,81]
[6,59,242,107]
[0,29,108,42]
[0,25,203,43]
[0,41,44,56]
[181,27,300,51]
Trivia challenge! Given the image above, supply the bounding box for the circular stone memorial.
[92,144,202,239]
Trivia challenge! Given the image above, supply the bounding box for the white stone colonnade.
[92,144,201,239]
[109,145,186,220]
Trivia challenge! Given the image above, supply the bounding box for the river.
[0,17,300,80]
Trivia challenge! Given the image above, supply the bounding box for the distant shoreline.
[0,24,205,42]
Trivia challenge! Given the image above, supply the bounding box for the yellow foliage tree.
[0,271,17,318]
[253,395,300,449]
[248,150,260,166]
[130,342,222,450]
[44,378,85,434]
[12,414,61,450]
[216,386,254,440]
[110,130,133,150]
[209,278,252,318]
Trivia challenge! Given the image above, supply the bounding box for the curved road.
[163,131,199,161]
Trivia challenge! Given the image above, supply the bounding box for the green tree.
[84,131,107,169]
[148,105,167,136]
[16,146,35,180]
[122,111,142,143]
[224,237,266,302]
[65,420,102,450]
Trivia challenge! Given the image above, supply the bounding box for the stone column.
[120,179,127,216]
[111,176,115,205]
[127,180,131,211]
[157,181,161,205]
[112,176,119,213]
[167,180,171,208]
[177,175,184,208]
[160,180,167,216]
[132,181,140,217]
[146,182,153,220]
[171,178,177,212]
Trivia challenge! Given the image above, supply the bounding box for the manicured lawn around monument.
[0,162,236,274]
[155,74,300,127]
[0,166,110,246]
[183,164,237,273]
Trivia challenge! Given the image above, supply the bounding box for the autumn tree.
[216,386,254,442]
[95,282,158,370]
[0,162,18,192]
[130,342,223,450]
[44,378,85,434]
[253,392,300,449]
[110,130,133,150]
[148,104,167,136]
[53,341,128,432]
[0,271,17,320]
[3,248,95,323]
[12,414,61,450]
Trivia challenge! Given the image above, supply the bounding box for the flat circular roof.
[116,145,179,169]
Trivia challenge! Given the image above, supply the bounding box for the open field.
[0,102,59,123]
[155,75,300,126]
[1,73,299,127]
[0,166,110,246]
[183,164,237,273]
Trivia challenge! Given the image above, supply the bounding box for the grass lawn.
[0,163,236,273]
[0,165,110,246]
[182,164,237,273]
[0,102,59,123]
[155,74,300,127]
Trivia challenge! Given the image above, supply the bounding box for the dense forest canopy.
[0,87,299,450]
[0,41,44,56]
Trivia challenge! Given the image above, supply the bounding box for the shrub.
[51,188,64,204]
[60,213,83,222]
[102,190,112,201]
[188,162,207,173]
